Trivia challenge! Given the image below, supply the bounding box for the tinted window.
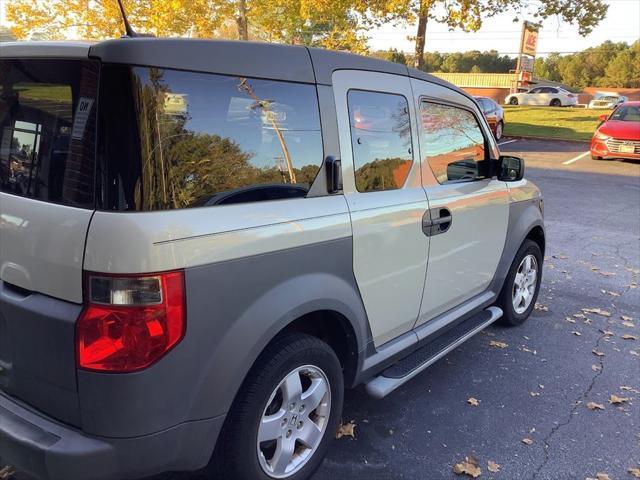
[0,59,99,208]
[347,90,413,193]
[528,88,541,94]
[419,102,487,184]
[610,105,640,122]
[99,66,323,211]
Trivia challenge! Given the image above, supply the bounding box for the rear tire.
[509,97,519,105]
[550,98,562,107]
[497,239,543,327]
[591,155,603,160]
[208,333,344,480]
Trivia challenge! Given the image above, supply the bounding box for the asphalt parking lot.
[3,138,639,480]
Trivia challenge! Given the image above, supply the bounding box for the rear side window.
[99,66,323,211]
[347,90,413,193]
[419,102,487,184]
[0,59,99,208]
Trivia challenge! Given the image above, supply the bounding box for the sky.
[367,0,640,56]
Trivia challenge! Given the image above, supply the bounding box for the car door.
[332,70,430,346]
[409,78,510,324]
[524,87,541,105]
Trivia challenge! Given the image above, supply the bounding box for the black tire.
[208,333,344,480]
[496,239,543,327]
[591,155,603,160]
[550,98,562,107]
[509,97,519,105]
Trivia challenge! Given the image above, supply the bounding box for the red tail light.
[77,271,185,372]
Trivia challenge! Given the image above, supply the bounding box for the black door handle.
[422,208,452,236]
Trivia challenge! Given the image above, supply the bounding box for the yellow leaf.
[336,421,356,439]
[467,397,480,406]
[522,438,534,445]
[595,474,611,480]
[609,394,630,404]
[453,457,481,478]
[586,401,605,410]
[487,460,500,473]
[490,340,508,349]
[582,308,611,317]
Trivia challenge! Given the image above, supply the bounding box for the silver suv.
[0,39,544,480]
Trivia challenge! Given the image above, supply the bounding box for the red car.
[474,96,505,140]
[591,101,640,161]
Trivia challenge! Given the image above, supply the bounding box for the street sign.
[520,21,539,57]
[519,56,534,73]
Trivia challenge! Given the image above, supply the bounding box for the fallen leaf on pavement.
[590,266,600,271]
[522,438,534,445]
[621,315,634,322]
[622,321,635,328]
[622,334,637,340]
[609,394,630,405]
[631,350,639,357]
[566,317,576,323]
[573,331,582,336]
[0,466,14,480]
[592,350,606,357]
[593,474,611,480]
[552,254,568,259]
[453,457,481,478]
[490,340,508,349]
[336,421,356,439]
[487,460,500,473]
[582,308,612,317]
[574,313,587,319]
[628,467,640,478]
[534,303,548,311]
[586,402,605,410]
[621,386,640,394]
[599,271,616,277]
[530,391,540,397]
[601,329,614,336]
[601,290,620,296]
[592,364,601,372]
[467,397,480,407]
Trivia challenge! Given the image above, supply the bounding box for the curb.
[501,135,591,144]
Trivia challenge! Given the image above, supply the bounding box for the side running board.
[365,306,503,399]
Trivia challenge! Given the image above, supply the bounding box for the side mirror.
[599,113,608,122]
[325,156,342,193]
[497,155,525,182]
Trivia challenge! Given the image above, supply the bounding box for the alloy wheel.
[512,254,538,314]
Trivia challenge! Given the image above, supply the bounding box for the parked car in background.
[591,101,640,160]
[505,86,578,107]
[475,96,505,140]
[588,92,628,109]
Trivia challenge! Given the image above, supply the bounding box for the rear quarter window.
[99,66,324,211]
[0,59,99,208]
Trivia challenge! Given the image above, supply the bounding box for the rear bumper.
[0,392,225,480]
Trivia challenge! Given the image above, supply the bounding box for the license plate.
[620,144,635,153]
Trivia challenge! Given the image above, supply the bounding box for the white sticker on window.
[71,97,95,140]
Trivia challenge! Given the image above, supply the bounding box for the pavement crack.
[530,329,607,480]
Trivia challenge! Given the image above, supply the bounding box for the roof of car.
[1,38,467,96]
[621,101,640,106]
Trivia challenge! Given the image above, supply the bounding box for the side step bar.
[365,306,503,399]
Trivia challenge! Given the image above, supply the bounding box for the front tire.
[550,98,562,107]
[497,239,543,326]
[209,333,344,480]
[495,121,504,141]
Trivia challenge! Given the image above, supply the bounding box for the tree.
[601,41,640,88]
[359,0,609,70]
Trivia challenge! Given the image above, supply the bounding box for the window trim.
[346,87,415,194]
[417,96,492,185]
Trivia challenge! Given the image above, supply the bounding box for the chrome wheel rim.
[257,365,331,478]
[496,122,503,140]
[512,254,538,314]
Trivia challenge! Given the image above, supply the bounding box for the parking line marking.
[562,152,590,165]
[498,139,518,146]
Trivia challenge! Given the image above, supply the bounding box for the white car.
[588,92,628,109]
[505,86,578,107]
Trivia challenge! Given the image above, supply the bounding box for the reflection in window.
[419,102,486,184]
[0,59,98,207]
[100,66,323,211]
[348,90,413,193]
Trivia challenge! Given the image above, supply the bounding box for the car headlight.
[594,131,610,140]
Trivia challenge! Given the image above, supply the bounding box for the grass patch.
[503,106,605,141]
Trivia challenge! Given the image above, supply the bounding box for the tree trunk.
[236,0,248,40]
[413,0,429,70]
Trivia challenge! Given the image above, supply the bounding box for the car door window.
[528,88,541,94]
[419,101,487,184]
[347,90,413,193]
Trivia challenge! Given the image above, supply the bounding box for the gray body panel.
[0,42,92,59]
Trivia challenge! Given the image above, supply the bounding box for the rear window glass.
[99,66,324,211]
[0,59,99,208]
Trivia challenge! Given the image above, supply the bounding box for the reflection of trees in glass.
[420,104,483,150]
[355,158,412,192]
[391,100,412,147]
[132,68,319,210]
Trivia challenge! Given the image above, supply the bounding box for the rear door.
[410,79,510,324]
[0,57,99,426]
[332,70,429,347]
